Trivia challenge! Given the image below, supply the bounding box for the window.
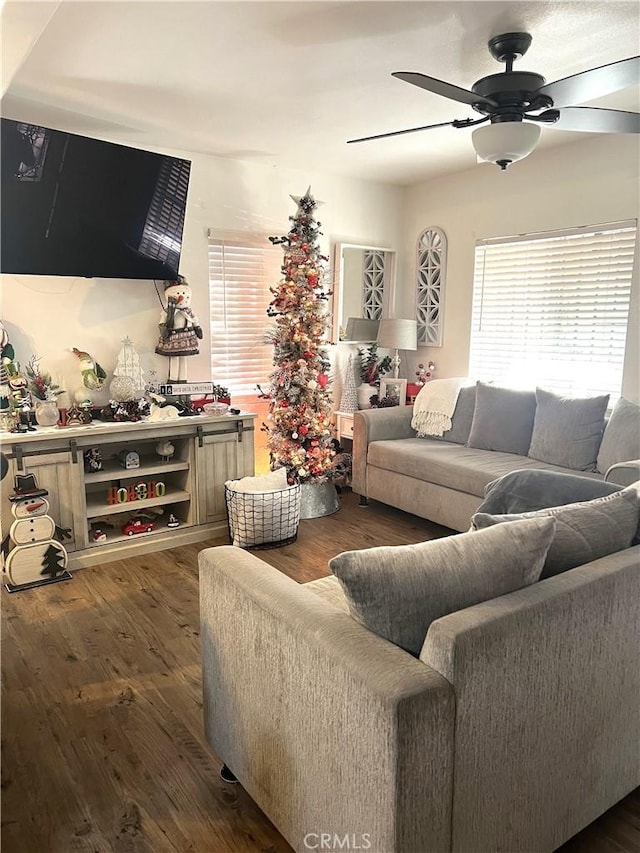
[207,232,282,396]
[469,221,637,398]
[139,158,190,269]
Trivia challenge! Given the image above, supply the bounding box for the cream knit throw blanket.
[411,377,468,437]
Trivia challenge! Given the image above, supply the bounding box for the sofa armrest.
[421,546,640,853]
[352,406,416,497]
[199,546,454,853]
[604,459,640,486]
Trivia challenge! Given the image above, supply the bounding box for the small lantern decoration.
[118,449,140,470]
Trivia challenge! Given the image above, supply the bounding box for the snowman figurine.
[154,275,203,383]
[1,473,71,588]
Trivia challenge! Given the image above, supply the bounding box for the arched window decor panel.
[416,227,447,347]
[362,249,386,320]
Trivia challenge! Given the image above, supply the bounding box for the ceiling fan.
[348,32,640,169]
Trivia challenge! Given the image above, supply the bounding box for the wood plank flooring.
[2,489,638,853]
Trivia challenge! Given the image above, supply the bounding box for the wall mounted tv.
[1,119,191,279]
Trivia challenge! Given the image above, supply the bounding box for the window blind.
[469,221,637,398]
[139,158,190,268]
[208,233,282,396]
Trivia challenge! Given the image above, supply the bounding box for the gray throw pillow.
[471,482,640,579]
[426,384,477,445]
[329,517,556,655]
[596,397,640,475]
[527,387,609,471]
[467,382,537,455]
[477,469,622,516]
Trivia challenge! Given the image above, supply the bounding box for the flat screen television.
[1,119,191,279]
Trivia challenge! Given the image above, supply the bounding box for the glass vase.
[34,399,60,427]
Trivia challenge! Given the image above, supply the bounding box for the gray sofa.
[199,526,640,852]
[352,385,640,531]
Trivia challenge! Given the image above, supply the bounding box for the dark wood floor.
[1,489,638,852]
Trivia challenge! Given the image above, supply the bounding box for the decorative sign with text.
[107,481,165,505]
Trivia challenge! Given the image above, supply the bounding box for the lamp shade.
[344,317,380,341]
[377,319,418,351]
[472,121,541,169]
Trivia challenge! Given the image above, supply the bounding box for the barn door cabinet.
[1,413,255,570]
[195,420,254,525]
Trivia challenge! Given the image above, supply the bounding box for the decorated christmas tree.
[265,188,336,484]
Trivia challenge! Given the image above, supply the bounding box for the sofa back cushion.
[596,397,640,475]
[527,387,609,471]
[329,517,556,655]
[424,383,477,445]
[471,482,640,578]
[467,382,537,456]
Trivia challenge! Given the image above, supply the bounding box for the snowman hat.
[10,472,49,501]
[164,274,188,289]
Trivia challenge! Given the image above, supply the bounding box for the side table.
[335,411,355,446]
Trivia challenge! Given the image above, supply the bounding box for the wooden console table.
[1,412,256,570]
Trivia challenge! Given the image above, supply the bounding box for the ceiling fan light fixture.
[471,121,541,169]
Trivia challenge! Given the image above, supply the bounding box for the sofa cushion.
[422,384,477,445]
[527,388,609,471]
[467,382,537,456]
[471,482,640,578]
[367,438,604,498]
[305,575,350,614]
[476,469,622,515]
[596,397,640,475]
[329,517,556,655]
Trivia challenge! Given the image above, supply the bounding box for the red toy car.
[191,394,231,414]
[122,517,155,536]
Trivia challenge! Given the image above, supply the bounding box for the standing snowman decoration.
[1,473,71,589]
[155,275,203,383]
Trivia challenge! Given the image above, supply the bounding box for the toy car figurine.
[122,517,155,536]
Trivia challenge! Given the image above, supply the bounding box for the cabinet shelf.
[84,457,189,484]
[87,518,191,547]
[86,489,191,519]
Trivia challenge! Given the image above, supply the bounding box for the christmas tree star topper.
[290,186,324,215]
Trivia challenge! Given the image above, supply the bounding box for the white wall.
[1,150,403,408]
[3,132,638,410]
[399,134,640,401]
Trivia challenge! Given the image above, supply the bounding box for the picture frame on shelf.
[379,378,408,406]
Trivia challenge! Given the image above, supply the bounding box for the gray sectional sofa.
[199,484,640,852]
[352,384,640,531]
[198,384,640,852]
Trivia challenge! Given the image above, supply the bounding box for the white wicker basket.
[225,482,301,549]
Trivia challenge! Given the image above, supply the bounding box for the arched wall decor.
[416,227,447,347]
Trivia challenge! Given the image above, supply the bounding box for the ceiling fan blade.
[551,106,640,133]
[392,71,498,108]
[347,119,460,144]
[536,56,640,108]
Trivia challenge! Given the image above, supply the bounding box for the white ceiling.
[1,0,639,186]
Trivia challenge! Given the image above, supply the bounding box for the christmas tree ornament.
[339,354,358,413]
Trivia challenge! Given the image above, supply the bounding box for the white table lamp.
[377,319,418,379]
